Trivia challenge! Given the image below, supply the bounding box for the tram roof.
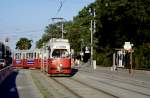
[49,38,69,43]
[13,49,41,53]
[45,38,70,49]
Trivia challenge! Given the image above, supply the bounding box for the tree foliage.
[94,0,150,67]
[16,38,32,50]
[36,0,150,68]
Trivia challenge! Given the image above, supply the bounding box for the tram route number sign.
[56,46,66,49]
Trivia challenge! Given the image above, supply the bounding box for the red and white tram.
[42,38,72,75]
[13,49,41,68]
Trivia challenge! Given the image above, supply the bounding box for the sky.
[0,0,95,50]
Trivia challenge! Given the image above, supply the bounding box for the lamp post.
[89,8,96,67]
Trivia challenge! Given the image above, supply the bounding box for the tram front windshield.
[52,49,69,58]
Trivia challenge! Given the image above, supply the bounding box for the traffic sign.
[123,42,132,51]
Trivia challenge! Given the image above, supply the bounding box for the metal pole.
[90,20,93,67]
[129,50,132,74]
[93,9,96,34]
[61,23,64,39]
[89,8,96,68]
[81,39,83,61]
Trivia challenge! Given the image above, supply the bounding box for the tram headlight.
[57,64,63,71]
[57,66,60,71]
[60,64,63,67]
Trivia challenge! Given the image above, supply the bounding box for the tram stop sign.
[85,46,90,53]
[123,42,132,51]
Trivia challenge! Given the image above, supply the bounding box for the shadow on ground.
[70,68,78,76]
[0,70,19,98]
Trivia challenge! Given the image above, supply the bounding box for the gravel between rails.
[25,70,44,98]
[31,70,78,98]
[31,69,117,98]
[53,77,117,98]
[69,77,118,98]
[52,78,83,98]
[31,71,53,98]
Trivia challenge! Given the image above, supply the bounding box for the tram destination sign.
[55,46,66,49]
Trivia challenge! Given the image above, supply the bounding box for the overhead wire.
[55,0,67,16]
[0,29,44,35]
[1,1,93,38]
[0,29,44,44]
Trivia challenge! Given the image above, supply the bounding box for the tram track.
[52,78,83,98]
[77,71,150,98]
[89,69,150,90]
[31,68,150,98]
[69,77,119,98]
[95,73,150,90]
[79,67,150,90]
[52,77,118,98]
[90,76,150,97]
[31,70,80,98]
[31,70,54,98]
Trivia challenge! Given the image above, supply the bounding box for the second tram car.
[42,38,72,75]
[13,49,41,68]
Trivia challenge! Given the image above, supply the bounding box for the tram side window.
[29,53,33,59]
[23,53,25,59]
[26,53,33,59]
[30,53,34,59]
[26,53,29,59]
[15,53,21,59]
[34,52,36,59]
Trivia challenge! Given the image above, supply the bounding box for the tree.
[16,38,32,50]
[95,0,150,66]
[36,0,150,68]
[36,39,44,49]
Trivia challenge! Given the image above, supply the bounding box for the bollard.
[93,60,96,70]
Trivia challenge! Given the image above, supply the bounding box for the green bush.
[95,53,112,67]
[131,43,150,69]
